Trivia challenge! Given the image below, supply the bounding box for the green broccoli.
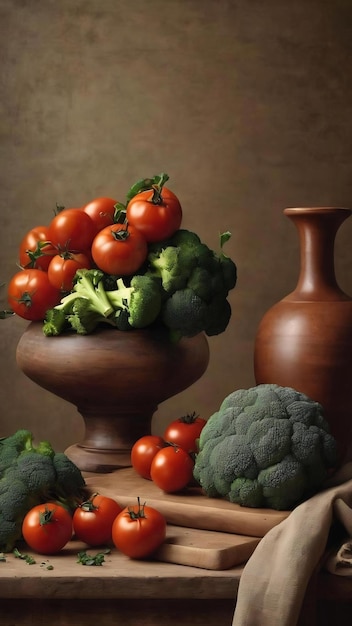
[147,246,194,294]
[0,430,34,473]
[43,269,116,336]
[42,291,81,336]
[67,297,117,335]
[161,288,232,340]
[193,384,338,510]
[145,228,236,340]
[106,275,163,329]
[0,430,87,552]
[228,477,264,508]
[162,288,208,340]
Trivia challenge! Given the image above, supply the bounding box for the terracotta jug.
[254,207,352,465]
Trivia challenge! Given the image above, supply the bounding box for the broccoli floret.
[0,518,19,553]
[16,452,57,493]
[166,229,202,248]
[204,297,232,336]
[52,452,86,494]
[248,417,293,469]
[161,288,232,340]
[0,477,28,522]
[258,455,307,510]
[0,430,87,552]
[193,384,338,510]
[146,229,227,296]
[228,477,264,508]
[106,275,163,329]
[67,297,116,335]
[42,291,82,336]
[162,288,208,339]
[147,246,193,294]
[0,430,33,473]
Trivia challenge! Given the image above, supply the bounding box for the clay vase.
[16,324,210,473]
[254,207,352,466]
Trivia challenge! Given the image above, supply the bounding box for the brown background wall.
[1,0,352,452]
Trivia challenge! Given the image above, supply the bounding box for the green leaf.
[77,548,111,566]
[13,548,36,565]
[220,231,232,250]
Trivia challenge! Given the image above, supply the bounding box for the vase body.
[16,324,210,472]
[254,207,352,465]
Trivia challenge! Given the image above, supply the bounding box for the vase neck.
[284,207,351,301]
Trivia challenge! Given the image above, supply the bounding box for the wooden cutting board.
[155,525,261,570]
[86,468,289,537]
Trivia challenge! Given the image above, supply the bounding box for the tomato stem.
[79,493,99,512]
[39,506,56,526]
[149,173,169,205]
[110,226,130,241]
[127,497,147,520]
[179,411,199,424]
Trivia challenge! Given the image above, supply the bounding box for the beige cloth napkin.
[232,463,352,626]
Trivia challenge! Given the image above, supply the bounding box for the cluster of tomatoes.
[7,179,183,321]
[21,493,166,560]
[131,413,207,493]
[20,413,206,558]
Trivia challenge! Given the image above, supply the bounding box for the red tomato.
[163,413,207,453]
[150,445,194,493]
[112,498,166,559]
[131,435,166,480]
[7,269,61,320]
[48,208,96,252]
[48,252,92,292]
[73,494,123,546]
[19,225,57,271]
[82,197,118,233]
[126,186,182,243]
[91,223,148,276]
[22,503,73,555]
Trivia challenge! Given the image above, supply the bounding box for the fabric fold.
[232,463,352,626]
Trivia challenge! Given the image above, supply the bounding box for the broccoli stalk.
[106,275,163,329]
[72,269,114,317]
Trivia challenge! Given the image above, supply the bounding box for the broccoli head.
[0,430,87,551]
[193,384,338,510]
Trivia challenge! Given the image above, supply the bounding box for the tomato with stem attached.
[126,174,182,243]
[7,269,61,320]
[19,225,57,271]
[48,208,96,252]
[150,444,195,493]
[163,412,207,453]
[22,503,73,555]
[73,493,123,546]
[112,497,166,559]
[91,222,148,276]
[47,251,92,292]
[131,435,166,480]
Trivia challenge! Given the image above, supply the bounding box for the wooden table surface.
[0,539,242,626]
[0,472,351,626]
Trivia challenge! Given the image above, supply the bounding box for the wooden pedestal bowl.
[16,322,210,473]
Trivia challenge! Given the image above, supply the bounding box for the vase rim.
[284,206,351,215]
